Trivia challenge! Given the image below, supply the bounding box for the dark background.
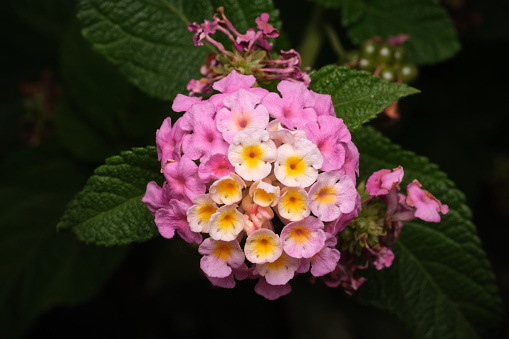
[1,0,507,338]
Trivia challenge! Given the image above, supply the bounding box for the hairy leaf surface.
[57,147,163,246]
[310,65,419,130]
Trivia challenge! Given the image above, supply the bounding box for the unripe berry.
[358,57,375,71]
[380,66,396,82]
[360,39,378,58]
[400,63,418,83]
[392,46,406,63]
[376,43,393,64]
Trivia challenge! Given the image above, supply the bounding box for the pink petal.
[154,200,202,244]
[198,154,235,183]
[212,70,256,93]
[171,94,202,112]
[310,90,335,117]
[142,181,167,215]
[163,156,205,202]
[406,180,448,222]
[254,277,291,300]
[200,255,232,278]
[339,141,359,184]
[156,117,186,163]
[262,81,316,129]
[381,166,404,190]
[281,216,326,258]
[366,169,392,196]
[206,264,249,289]
[310,234,341,277]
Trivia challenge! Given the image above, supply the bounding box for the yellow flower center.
[289,226,311,244]
[280,191,306,215]
[216,180,238,199]
[252,236,277,258]
[197,204,217,221]
[213,243,232,261]
[285,155,306,176]
[219,211,237,231]
[254,189,275,206]
[242,145,263,169]
[317,186,336,204]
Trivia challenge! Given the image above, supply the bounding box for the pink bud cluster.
[187,9,310,96]
[322,166,449,294]
[143,70,361,299]
[366,166,449,224]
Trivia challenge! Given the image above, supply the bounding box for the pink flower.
[198,238,245,278]
[163,155,206,202]
[198,154,235,183]
[181,102,229,161]
[212,69,257,94]
[308,172,358,222]
[156,117,186,164]
[254,277,291,300]
[339,141,360,184]
[274,138,323,188]
[262,80,316,129]
[281,216,326,258]
[154,199,202,244]
[371,246,395,270]
[406,179,449,222]
[298,232,341,277]
[188,17,220,46]
[256,13,278,38]
[255,251,299,285]
[304,115,351,171]
[171,94,202,112]
[206,264,249,289]
[244,228,283,264]
[366,166,404,196]
[209,71,269,110]
[216,89,269,143]
[310,90,335,117]
[142,181,171,216]
[228,128,277,181]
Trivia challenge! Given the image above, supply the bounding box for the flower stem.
[323,23,346,60]
[298,5,324,69]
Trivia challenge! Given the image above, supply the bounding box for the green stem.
[298,5,324,69]
[323,23,346,60]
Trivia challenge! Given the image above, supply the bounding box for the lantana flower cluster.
[143,69,362,299]
[143,10,449,300]
[187,8,309,96]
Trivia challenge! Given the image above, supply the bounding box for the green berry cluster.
[343,38,418,84]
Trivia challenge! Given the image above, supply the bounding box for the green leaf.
[57,146,163,246]
[352,126,503,339]
[78,0,281,100]
[335,0,460,65]
[309,65,419,130]
[0,145,127,338]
